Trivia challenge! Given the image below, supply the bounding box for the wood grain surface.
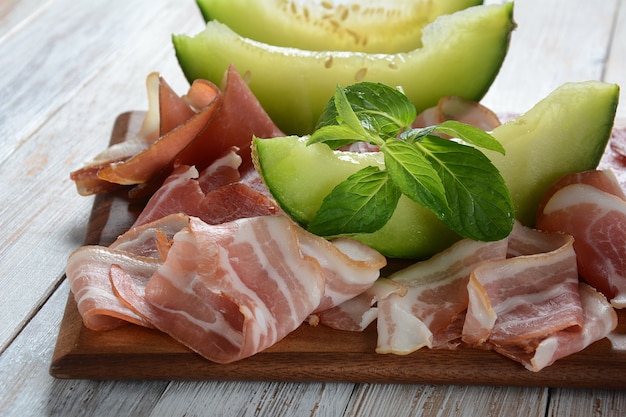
[3,0,626,416]
[50,111,626,389]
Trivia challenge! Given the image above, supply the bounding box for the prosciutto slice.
[495,283,617,372]
[66,214,191,330]
[66,245,160,330]
[315,278,406,331]
[131,149,280,228]
[462,228,582,346]
[536,170,626,308]
[375,238,508,354]
[135,215,326,363]
[70,65,283,196]
[296,235,386,314]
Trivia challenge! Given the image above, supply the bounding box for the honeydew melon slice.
[173,3,514,135]
[195,0,483,53]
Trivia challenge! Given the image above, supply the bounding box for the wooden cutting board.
[50,112,626,388]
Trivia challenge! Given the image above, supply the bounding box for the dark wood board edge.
[50,112,626,388]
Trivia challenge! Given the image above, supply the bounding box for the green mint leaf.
[307,166,401,237]
[316,82,416,140]
[398,126,436,144]
[307,125,369,149]
[433,120,506,154]
[333,85,372,138]
[418,135,514,241]
[381,139,449,219]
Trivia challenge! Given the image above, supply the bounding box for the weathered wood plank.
[0,0,197,165]
[482,0,619,116]
[0,0,50,43]
[548,389,626,417]
[150,381,355,417]
[342,383,548,417]
[0,280,171,417]
[604,0,626,119]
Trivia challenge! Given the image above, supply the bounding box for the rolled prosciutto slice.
[536,169,626,308]
[138,215,326,363]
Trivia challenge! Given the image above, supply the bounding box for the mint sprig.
[306,82,514,242]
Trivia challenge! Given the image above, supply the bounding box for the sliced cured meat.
[506,219,577,257]
[130,149,241,227]
[97,78,221,185]
[174,65,284,171]
[196,182,281,225]
[295,235,387,314]
[70,65,282,196]
[376,238,508,354]
[316,278,406,332]
[537,174,626,308]
[110,213,189,258]
[536,169,626,217]
[463,228,582,346]
[598,126,626,189]
[158,75,195,136]
[130,150,281,228]
[70,74,162,196]
[65,245,160,330]
[140,215,326,363]
[495,283,617,372]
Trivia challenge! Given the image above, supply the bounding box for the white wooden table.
[1,0,625,416]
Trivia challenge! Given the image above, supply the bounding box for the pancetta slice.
[65,245,160,330]
[494,283,617,372]
[376,238,508,354]
[140,215,326,363]
[295,234,387,314]
[462,226,582,346]
[536,171,626,308]
[316,278,406,331]
[109,213,189,258]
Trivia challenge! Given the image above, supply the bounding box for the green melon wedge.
[173,3,514,135]
[195,0,483,53]
[252,81,619,259]
[488,80,619,225]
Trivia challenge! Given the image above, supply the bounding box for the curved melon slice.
[195,0,483,53]
[173,3,514,135]
[488,80,620,225]
[252,81,619,259]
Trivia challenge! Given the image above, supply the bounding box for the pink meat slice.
[495,283,617,372]
[375,238,509,354]
[315,278,407,331]
[131,149,280,228]
[536,171,626,308]
[65,245,160,330]
[139,215,326,363]
[295,234,387,314]
[463,227,582,346]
